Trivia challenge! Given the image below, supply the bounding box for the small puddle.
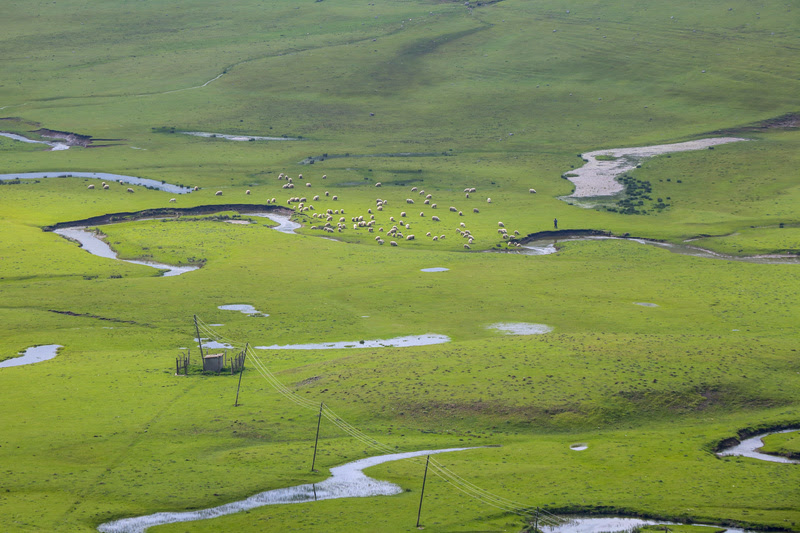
[96,447,473,533]
[255,334,450,350]
[0,132,70,151]
[420,267,449,272]
[487,323,553,335]
[0,345,62,368]
[181,132,300,141]
[55,227,198,277]
[196,338,235,350]
[217,304,267,316]
[634,302,658,307]
[716,429,799,464]
[570,444,588,451]
[0,172,193,194]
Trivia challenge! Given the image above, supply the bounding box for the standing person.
[553,218,558,229]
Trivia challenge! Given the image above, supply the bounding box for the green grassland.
[1,0,799,532]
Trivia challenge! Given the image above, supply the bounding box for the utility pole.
[416,455,430,528]
[193,315,204,358]
[311,402,323,471]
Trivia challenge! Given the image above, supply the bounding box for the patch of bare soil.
[711,112,799,135]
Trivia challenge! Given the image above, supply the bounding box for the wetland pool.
[0,345,62,368]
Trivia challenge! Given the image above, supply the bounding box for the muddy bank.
[564,137,748,198]
[43,204,293,231]
[1,171,193,194]
[97,447,473,533]
[517,229,611,243]
[0,132,70,151]
[0,345,62,368]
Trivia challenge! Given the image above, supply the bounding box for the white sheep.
[459,211,464,216]
[411,186,418,192]
[193,186,199,191]
[406,198,414,204]
[426,232,431,237]
[390,241,398,246]
[464,244,470,249]
[473,208,479,213]
[169,198,176,203]
[313,195,320,201]
[529,188,537,194]
[449,206,457,212]
[431,216,440,222]
[87,184,95,189]
[460,222,466,228]
[103,184,109,190]
[390,216,395,222]
[401,211,407,217]
[375,182,382,187]
[431,203,437,209]
[498,221,505,227]
[322,174,327,179]
[432,236,438,241]
[332,195,338,201]
[306,183,312,187]
[419,212,424,217]
[325,191,330,196]
[424,199,430,205]
[406,235,415,240]
[246,190,251,195]
[487,198,492,203]
[127,188,135,193]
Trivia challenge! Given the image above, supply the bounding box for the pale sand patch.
[225,220,251,225]
[566,137,748,198]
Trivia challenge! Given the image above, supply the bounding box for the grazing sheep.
[390,216,395,222]
[529,188,537,194]
[440,235,446,239]
[313,195,320,201]
[464,244,471,249]
[473,208,479,213]
[375,182,382,187]
[87,184,95,189]
[300,197,307,202]
[424,199,430,205]
[370,214,375,220]
[340,217,346,222]
[127,188,135,193]
[322,174,327,179]
[406,235,415,240]
[432,236,438,241]
[460,222,466,228]
[470,188,476,193]
[271,197,276,203]
[406,198,414,204]
[426,232,431,237]
[298,174,303,179]
[245,189,251,195]
[401,211,407,217]
[431,203,437,209]
[449,206,457,212]
[465,193,470,198]
[169,198,176,203]
[459,211,464,216]
[377,206,383,211]
[411,187,418,192]
[419,212,425,217]
[426,194,432,200]
[193,186,199,191]
[468,238,474,244]
[103,184,109,190]
[405,224,410,229]
[368,208,373,214]
[487,198,492,203]
[390,241,398,246]
[498,222,505,227]
[306,183,312,187]
[514,230,520,235]
[431,216,440,222]
[325,191,330,196]
[378,239,384,245]
[332,195,338,201]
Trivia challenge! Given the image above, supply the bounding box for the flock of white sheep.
[88,171,534,248]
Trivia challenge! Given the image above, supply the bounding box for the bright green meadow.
[1,1,799,532]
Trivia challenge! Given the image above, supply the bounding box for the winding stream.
[0,132,70,151]
[96,447,473,533]
[717,429,799,464]
[0,172,193,194]
[181,131,299,141]
[255,333,450,350]
[519,235,800,265]
[564,137,748,198]
[54,227,199,277]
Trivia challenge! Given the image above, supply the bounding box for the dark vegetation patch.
[711,112,800,135]
[601,175,670,215]
[515,229,611,244]
[48,309,139,324]
[299,152,452,165]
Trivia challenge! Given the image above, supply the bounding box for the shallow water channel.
[54,227,199,277]
[0,345,62,368]
[716,429,799,464]
[255,334,450,350]
[0,171,193,194]
[181,131,299,141]
[96,447,473,533]
[0,132,70,151]
[520,236,800,265]
[544,517,753,533]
